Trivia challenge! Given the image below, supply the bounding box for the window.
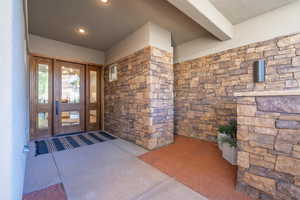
[109,64,118,82]
[89,110,97,124]
[61,111,80,126]
[90,71,98,103]
[38,112,48,129]
[38,64,49,104]
[61,66,81,103]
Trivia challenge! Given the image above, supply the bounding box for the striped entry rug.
[35,131,116,156]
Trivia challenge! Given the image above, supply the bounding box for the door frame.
[29,53,104,140]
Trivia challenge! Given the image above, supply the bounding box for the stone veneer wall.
[104,46,174,150]
[174,33,300,142]
[236,95,300,200]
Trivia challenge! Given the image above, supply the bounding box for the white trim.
[234,90,300,97]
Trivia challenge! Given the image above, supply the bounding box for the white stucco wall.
[174,1,300,63]
[106,22,172,64]
[0,0,28,199]
[29,34,105,65]
[148,22,173,54]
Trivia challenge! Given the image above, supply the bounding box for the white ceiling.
[28,0,209,51]
[209,0,297,24]
[28,0,297,51]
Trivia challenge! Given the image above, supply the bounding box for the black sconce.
[253,60,265,82]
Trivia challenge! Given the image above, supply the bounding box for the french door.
[30,56,102,140]
[53,61,85,135]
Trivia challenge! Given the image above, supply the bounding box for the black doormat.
[35,131,116,156]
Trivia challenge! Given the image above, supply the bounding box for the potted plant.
[217,132,227,150]
[218,120,237,165]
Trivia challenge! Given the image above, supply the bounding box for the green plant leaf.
[218,120,237,147]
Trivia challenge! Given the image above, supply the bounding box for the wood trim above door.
[30,52,103,67]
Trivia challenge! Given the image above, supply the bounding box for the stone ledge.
[234,90,300,97]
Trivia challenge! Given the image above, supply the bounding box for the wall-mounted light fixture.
[109,64,118,82]
[253,60,265,82]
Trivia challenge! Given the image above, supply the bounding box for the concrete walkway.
[24,137,207,200]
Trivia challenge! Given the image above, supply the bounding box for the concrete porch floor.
[23,136,207,200]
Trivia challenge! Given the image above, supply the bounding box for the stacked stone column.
[104,46,174,150]
[236,94,300,200]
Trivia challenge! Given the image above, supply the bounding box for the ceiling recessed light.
[76,27,88,35]
[79,28,85,33]
[99,0,111,6]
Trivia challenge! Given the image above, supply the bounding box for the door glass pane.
[90,71,97,103]
[61,66,80,104]
[38,112,48,129]
[89,110,97,124]
[61,111,80,126]
[38,64,49,104]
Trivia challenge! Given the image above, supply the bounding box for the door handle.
[55,100,60,115]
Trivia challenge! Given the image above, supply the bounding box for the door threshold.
[55,131,86,138]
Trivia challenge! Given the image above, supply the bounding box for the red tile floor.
[139,136,252,200]
[23,184,67,200]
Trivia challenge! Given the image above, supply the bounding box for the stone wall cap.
[234,90,300,97]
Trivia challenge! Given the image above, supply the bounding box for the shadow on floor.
[139,136,252,200]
